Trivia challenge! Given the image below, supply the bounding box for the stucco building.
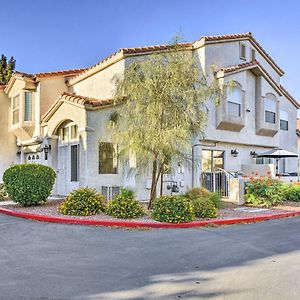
[0,32,299,200]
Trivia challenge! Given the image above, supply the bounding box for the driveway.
[0,215,299,300]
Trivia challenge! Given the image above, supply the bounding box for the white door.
[57,145,68,196]
[57,144,80,196]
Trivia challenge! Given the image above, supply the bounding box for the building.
[0,32,299,201]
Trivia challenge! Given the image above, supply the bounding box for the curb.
[0,207,300,228]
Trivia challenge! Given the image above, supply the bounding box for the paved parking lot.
[0,214,299,300]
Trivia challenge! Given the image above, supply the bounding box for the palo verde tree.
[0,54,16,85]
[111,40,222,208]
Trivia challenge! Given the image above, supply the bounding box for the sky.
[0,0,300,100]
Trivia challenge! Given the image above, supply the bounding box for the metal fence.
[201,168,232,197]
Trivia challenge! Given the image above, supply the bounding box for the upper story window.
[99,142,118,174]
[280,110,288,130]
[251,48,256,61]
[227,84,242,117]
[264,95,276,124]
[12,94,20,125]
[24,91,33,121]
[240,43,246,60]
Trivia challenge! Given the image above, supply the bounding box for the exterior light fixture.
[43,145,51,160]
[250,151,257,158]
[231,149,238,157]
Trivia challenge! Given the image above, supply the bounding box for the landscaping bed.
[1,198,299,223]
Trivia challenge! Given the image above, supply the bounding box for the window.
[251,48,256,61]
[280,110,288,130]
[256,157,273,164]
[71,125,78,139]
[12,94,20,125]
[99,142,118,174]
[71,145,79,181]
[264,97,276,124]
[240,43,246,60]
[227,85,242,117]
[24,92,33,121]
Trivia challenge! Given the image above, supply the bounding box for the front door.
[57,144,80,196]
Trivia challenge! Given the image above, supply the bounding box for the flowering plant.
[245,177,284,207]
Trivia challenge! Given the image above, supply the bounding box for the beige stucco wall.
[0,89,18,179]
[71,60,125,99]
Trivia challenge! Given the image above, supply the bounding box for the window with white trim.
[12,94,20,125]
[240,43,246,60]
[264,97,276,124]
[227,85,242,117]
[99,142,118,174]
[280,110,288,130]
[24,91,33,121]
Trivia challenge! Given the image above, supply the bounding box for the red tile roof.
[60,92,113,108]
[122,43,192,54]
[219,60,260,73]
[35,68,86,78]
[199,32,284,75]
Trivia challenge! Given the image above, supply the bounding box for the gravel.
[1,199,299,223]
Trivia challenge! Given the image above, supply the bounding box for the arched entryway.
[55,120,80,196]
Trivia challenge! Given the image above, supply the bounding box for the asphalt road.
[0,215,299,300]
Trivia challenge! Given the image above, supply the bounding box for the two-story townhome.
[1,32,299,201]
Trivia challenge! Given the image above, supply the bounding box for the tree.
[0,54,16,85]
[111,41,222,208]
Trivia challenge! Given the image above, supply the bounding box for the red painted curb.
[0,207,299,228]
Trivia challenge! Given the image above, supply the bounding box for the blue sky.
[1,0,300,100]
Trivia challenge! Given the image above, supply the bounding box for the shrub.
[3,164,56,206]
[151,195,195,223]
[185,187,211,199]
[245,177,284,207]
[106,188,144,219]
[185,187,221,208]
[0,183,8,201]
[59,187,106,216]
[191,197,218,218]
[282,184,300,202]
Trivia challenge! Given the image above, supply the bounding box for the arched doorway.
[56,121,80,196]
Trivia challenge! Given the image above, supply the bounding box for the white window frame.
[264,96,276,124]
[24,91,33,122]
[240,43,246,60]
[227,84,242,117]
[280,110,288,130]
[12,94,20,125]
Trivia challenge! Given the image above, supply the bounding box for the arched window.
[58,122,79,143]
[227,83,242,117]
[264,93,276,124]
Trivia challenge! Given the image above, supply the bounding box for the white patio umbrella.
[256,148,298,175]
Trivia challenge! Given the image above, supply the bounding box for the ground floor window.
[71,145,79,182]
[99,142,118,174]
[202,150,224,172]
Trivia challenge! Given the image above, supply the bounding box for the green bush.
[106,188,144,219]
[245,177,284,207]
[191,197,218,218]
[282,184,300,202]
[3,164,56,206]
[151,195,195,223]
[185,187,221,208]
[0,183,8,201]
[59,187,106,216]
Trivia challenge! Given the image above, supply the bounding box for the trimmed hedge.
[59,187,106,216]
[106,189,144,219]
[3,164,56,206]
[191,197,218,218]
[152,195,195,223]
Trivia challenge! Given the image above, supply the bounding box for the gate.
[201,167,232,197]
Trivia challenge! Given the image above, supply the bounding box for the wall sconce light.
[250,151,257,158]
[231,149,238,157]
[43,145,51,160]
